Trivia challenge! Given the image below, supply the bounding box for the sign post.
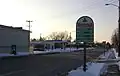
[83,42,87,72]
[76,16,94,72]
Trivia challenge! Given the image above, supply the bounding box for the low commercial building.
[0,25,30,53]
[31,40,68,50]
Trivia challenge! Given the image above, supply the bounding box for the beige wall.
[0,26,29,53]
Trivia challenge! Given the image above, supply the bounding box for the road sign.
[76,16,94,43]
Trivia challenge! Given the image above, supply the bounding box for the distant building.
[31,40,68,50]
[0,25,30,53]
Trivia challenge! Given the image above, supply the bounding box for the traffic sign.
[76,16,94,43]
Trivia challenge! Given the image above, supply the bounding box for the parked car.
[33,44,45,51]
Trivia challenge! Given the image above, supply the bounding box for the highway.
[0,48,104,76]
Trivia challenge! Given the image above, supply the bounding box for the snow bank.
[0,47,94,57]
[68,63,107,76]
[67,49,115,76]
[0,52,30,57]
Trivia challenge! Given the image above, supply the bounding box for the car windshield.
[34,44,44,48]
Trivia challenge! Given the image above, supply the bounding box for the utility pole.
[26,20,33,32]
[69,32,71,51]
[105,0,120,57]
[118,0,120,56]
[26,20,33,51]
[40,33,42,41]
[70,32,71,42]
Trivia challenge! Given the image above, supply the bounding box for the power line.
[74,0,107,14]
[105,0,118,3]
[112,0,118,3]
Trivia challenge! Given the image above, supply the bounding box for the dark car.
[33,48,45,51]
[33,44,45,51]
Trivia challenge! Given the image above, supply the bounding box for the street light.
[69,31,76,42]
[105,3,119,7]
[105,2,120,57]
[69,31,75,51]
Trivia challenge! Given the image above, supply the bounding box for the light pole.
[83,42,87,72]
[26,20,33,51]
[69,31,76,42]
[40,33,42,41]
[105,1,120,57]
[69,31,75,51]
[26,20,33,32]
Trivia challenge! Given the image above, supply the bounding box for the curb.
[0,52,61,59]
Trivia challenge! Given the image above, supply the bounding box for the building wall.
[31,41,67,50]
[0,26,29,53]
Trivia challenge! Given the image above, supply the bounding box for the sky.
[0,0,119,42]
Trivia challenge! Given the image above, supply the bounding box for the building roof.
[0,24,30,32]
[31,40,68,45]
[44,40,68,43]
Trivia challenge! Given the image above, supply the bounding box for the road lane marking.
[0,70,25,76]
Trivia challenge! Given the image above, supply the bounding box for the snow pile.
[111,48,118,58]
[0,47,94,57]
[68,63,107,76]
[98,51,111,59]
[41,47,94,53]
[33,48,83,54]
[67,50,114,76]
[45,48,83,52]
[98,49,116,60]
[0,52,30,57]
[111,48,120,70]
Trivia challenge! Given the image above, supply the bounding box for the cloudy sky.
[0,0,118,42]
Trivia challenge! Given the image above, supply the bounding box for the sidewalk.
[67,49,114,76]
[0,52,30,57]
[101,64,120,76]
[100,48,120,76]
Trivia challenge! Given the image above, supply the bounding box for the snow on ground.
[111,48,118,58]
[111,48,120,70]
[68,63,106,76]
[43,47,94,52]
[67,49,114,76]
[98,50,112,60]
[45,48,83,52]
[0,52,30,57]
[33,48,82,54]
[0,48,94,57]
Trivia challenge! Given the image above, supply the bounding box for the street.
[0,48,104,76]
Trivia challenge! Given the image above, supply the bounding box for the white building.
[0,25,30,53]
[31,40,68,50]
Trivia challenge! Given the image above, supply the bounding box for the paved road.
[0,48,104,76]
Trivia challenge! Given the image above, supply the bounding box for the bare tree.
[49,32,58,40]
[48,31,72,41]
[39,37,46,41]
[31,38,37,41]
[111,28,118,48]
